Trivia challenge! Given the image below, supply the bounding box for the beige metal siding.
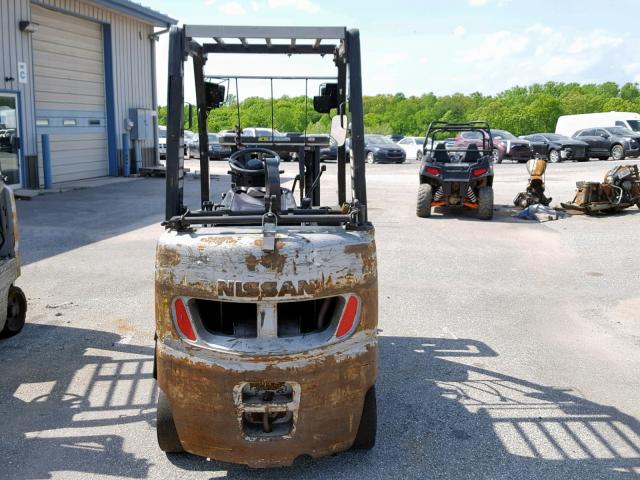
[32,4,107,182]
[33,0,157,171]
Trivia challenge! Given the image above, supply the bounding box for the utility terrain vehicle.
[0,173,26,338]
[417,122,495,219]
[155,25,378,468]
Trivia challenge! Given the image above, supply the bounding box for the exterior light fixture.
[19,21,39,33]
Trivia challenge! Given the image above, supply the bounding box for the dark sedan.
[520,133,590,163]
[320,137,338,161]
[190,133,232,160]
[363,134,406,164]
[572,127,640,161]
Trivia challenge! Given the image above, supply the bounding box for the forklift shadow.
[0,323,155,479]
[168,336,640,479]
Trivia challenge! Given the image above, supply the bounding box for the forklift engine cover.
[155,225,377,467]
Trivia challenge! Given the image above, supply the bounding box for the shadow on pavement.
[0,323,156,479]
[2,325,638,479]
[167,336,640,479]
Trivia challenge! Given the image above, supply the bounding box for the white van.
[556,112,640,137]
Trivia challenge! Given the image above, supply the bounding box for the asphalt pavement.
[1,157,639,479]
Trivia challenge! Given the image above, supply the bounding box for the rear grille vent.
[190,299,258,338]
[277,297,341,337]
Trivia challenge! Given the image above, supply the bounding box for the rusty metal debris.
[561,164,640,214]
[513,158,552,209]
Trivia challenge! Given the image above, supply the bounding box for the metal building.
[0,0,175,188]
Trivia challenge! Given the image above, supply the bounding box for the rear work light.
[472,167,488,176]
[425,167,441,176]
[336,295,360,338]
[174,298,197,341]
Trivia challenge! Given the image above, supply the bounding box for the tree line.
[157,81,640,137]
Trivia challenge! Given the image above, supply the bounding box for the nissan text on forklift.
[155,25,378,467]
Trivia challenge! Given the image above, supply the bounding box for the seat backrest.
[432,142,449,163]
[463,143,481,163]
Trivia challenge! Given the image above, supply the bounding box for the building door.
[32,5,108,183]
[0,94,22,187]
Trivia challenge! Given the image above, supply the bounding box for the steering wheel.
[228,148,281,175]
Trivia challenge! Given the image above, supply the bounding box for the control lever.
[291,174,301,195]
[309,165,327,195]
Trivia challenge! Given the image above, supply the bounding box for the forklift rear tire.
[157,389,184,453]
[416,183,433,218]
[352,386,377,450]
[477,186,494,220]
[0,286,26,339]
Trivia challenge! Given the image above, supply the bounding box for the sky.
[144,0,640,104]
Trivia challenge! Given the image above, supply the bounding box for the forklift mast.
[164,25,368,228]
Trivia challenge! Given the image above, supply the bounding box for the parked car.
[572,127,640,160]
[158,126,167,160]
[189,133,232,160]
[183,130,197,158]
[453,129,531,163]
[520,133,590,163]
[362,134,406,164]
[158,126,188,160]
[345,135,405,164]
[320,136,338,162]
[397,136,427,161]
[556,112,640,137]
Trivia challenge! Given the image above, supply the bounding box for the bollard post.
[122,132,130,177]
[41,134,52,190]
[134,140,142,174]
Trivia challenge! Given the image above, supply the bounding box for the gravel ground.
[1,157,639,479]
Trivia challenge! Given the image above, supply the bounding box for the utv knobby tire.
[477,186,494,220]
[611,144,624,161]
[0,286,26,339]
[157,389,184,453]
[416,183,433,218]
[352,386,377,450]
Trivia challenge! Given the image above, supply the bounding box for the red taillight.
[336,295,359,338]
[174,298,196,341]
[426,167,440,176]
[472,167,488,176]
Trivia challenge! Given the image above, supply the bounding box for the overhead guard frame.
[165,25,367,227]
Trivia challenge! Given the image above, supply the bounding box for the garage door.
[32,5,108,183]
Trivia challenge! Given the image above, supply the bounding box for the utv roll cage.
[164,25,368,230]
[423,121,494,155]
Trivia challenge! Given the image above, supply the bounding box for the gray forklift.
[0,173,26,338]
[154,25,377,467]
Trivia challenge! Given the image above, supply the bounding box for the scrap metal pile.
[562,164,640,214]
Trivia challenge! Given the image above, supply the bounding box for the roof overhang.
[89,0,176,27]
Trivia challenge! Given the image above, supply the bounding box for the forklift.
[154,25,378,467]
[0,173,26,338]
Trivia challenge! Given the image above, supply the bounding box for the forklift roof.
[184,25,345,55]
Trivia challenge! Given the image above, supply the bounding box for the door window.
[0,95,21,186]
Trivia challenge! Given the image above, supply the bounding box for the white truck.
[556,112,640,137]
